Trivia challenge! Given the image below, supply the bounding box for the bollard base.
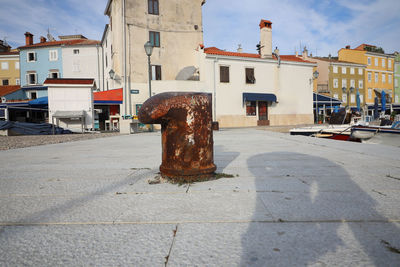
[161,172,216,184]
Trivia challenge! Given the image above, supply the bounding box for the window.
[342,94,347,103]
[245,68,255,84]
[16,78,20,85]
[220,66,229,83]
[382,73,386,83]
[30,92,37,99]
[395,79,398,87]
[382,59,385,67]
[350,79,355,88]
[388,59,392,68]
[375,73,378,83]
[360,95,363,103]
[49,70,59,79]
[1,62,9,70]
[375,58,378,66]
[149,31,160,47]
[105,53,108,68]
[358,80,363,89]
[342,67,346,74]
[333,66,338,73]
[342,78,347,88]
[49,50,58,61]
[151,65,162,80]
[350,67,355,74]
[389,74,392,84]
[73,49,80,55]
[73,60,80,72]
[368,72,372,82]
[358,68,362,75]
[27,52,36,62]
[148,0,159,15]
[367,57,371,65]
[2,79,9,85]
[246,101,256,116]
[350,94,355,103]
[368,88,372,99]
[15,62,19,69]
[26,72,37,85]
[333,93,338,99]
[333,79,338,88]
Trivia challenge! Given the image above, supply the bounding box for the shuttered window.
[245,68,255,84]
[220,66,229,83]
[148,0,159,15]
[149,31,160,47]
[151,65,162,80]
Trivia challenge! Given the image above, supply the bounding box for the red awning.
[94,88,122,104]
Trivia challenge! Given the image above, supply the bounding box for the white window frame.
[1,62,8,70]
[368,72,372,82]
[27,51,37,62]
[375,58,378,66]
[333,79,338,88]
[333,66,338,73]
[360,94,363,103]
[26,72,37,85]
[358,80,363,89]
[350,79,355,88]
[358,68,363,75]
[388,74,392,84]
[15,61,19,69]
[375,73,378,83]
[16,78,20,85]
[368,88,372,99]
[382,58,385,68]
[367,57,371,65]
[342,78,347,88]
[49,50,58,61]
[388,59,392,69]
[48,70,60,79]
[73,60,80,72]
[350,94,355,103]
[350,67,355,74]
[342,67,346,74]
[382,73,386,83]
[73,49,80,55]
[342,94,347,103]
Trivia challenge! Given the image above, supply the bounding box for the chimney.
[346,45,350,49]
[259,19,272,58]
[302,46,308,59]
[40,36,47,43]
[237,44,243,53]
[25,32,33,46]
[295,51,299,57]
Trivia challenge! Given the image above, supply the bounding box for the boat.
[351,121,400,147]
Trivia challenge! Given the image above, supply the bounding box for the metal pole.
[148,55,153,132]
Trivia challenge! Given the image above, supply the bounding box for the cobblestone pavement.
[0,132,120,150]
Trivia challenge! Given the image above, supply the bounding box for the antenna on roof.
[47,28,56,42]
[3,36,9,47]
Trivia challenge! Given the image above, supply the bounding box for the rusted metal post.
[138,92,216,182]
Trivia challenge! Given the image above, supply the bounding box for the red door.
[258,101,269,126]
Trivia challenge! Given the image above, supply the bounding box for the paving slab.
[1,128,400,266]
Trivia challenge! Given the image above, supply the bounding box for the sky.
[1,0,399,56]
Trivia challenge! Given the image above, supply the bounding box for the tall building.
[338,44,395,107]
[0,39,20,86]
[394,52,400,104]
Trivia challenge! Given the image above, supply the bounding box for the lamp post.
[144,41,154,131]
[311,70,319,123]
[342,86,354,108]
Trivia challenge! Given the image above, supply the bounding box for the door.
[258,101,269,126]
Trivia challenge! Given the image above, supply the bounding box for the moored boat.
[351,121,400,147]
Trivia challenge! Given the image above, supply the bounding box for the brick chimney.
[40,36,47,43]
[25,32,33,46]
[346,45,350,49]
[259,19,272,58]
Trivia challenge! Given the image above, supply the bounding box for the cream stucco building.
[103,0,316,129]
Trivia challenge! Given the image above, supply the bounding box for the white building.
[102,0,316,128]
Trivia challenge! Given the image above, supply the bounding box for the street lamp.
[342,86,354,108]
[311,70,319,123]
[144,41,154,131]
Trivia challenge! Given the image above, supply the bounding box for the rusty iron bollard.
[138,92,217,182]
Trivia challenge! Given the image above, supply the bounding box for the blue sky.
[1,0,399,56]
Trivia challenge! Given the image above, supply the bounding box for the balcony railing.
[317,84,330,93]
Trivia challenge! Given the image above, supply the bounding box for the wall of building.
[395,55,400,103]
[62,45,101,89]
[0,54,20,85]
[20,47,63,86]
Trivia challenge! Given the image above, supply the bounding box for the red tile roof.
[0,85,21,97]
[204,47,314,63]
[0,51,19,56]
[94,88,122,102]
[19,39,100,49]
[354,44,376,51]
[44,78,95,85]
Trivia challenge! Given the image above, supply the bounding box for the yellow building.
[338,44,395,106]
[0,50,20,86]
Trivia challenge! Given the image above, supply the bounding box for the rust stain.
[138,92,216,182]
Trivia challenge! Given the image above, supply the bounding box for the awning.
[313,93,342,106]
[243,93,277,103]
[29,96,48,106]
[22,86,48,91]
[53,110,85,118]
[94,88,123,104]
